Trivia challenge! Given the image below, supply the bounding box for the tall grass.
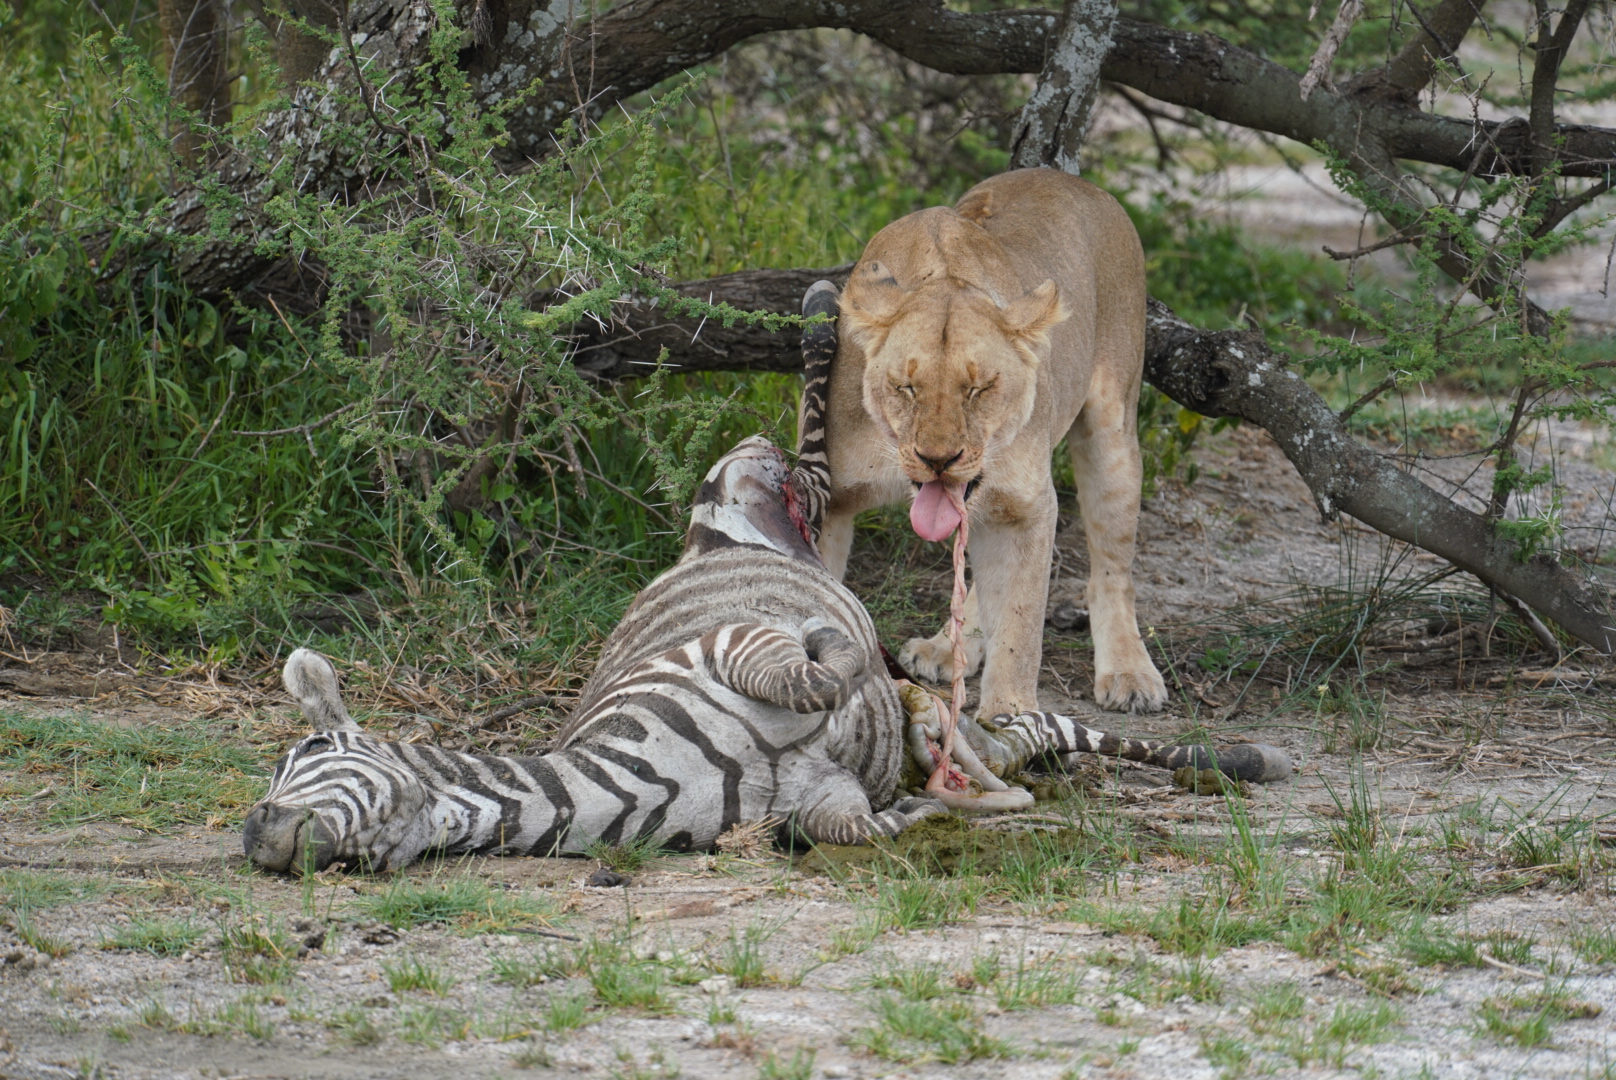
[0,7,1357,682]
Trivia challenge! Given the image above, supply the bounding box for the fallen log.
[559,268,1614,653]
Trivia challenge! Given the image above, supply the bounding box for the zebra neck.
[406,746,567,855]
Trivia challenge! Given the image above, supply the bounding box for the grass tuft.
[326,1005,386,1046]
[382,955,457,996]
[872,875,980,932]
[101,917,204,957]
[219,917,296,985]
[1477,986,1601,1048]
[850,995,1013,1064]
[356,875,558,933]
[756,1048,815,1080]
[397,1003,473,1048]
[0,711,268,830]
[586,833,667,874]
[867,963,949,1001]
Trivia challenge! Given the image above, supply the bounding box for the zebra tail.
[283,648,361,732]
[967,712,1292,784]
[790,279,838,541]
[1140,742,1294,783]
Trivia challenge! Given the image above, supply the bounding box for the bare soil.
[3,426,1615,1080]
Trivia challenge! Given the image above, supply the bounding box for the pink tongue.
[910,481,965,542]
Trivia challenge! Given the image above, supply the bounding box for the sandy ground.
[3,422,1615,1080]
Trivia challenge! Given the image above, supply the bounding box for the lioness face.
[844,278,1067,491]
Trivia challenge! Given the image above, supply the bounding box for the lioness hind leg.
[1067,390,1167,713]
[898,586,984,684]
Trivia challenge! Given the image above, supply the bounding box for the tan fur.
[821,169,1167,714]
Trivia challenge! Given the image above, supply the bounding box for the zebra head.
[243,650,440,874]
[243,729,437,874]
[684,434,821,562]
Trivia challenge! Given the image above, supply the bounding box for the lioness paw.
[899,631,984,684]
[1094,667,1168,713]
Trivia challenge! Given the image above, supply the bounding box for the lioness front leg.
[968,486,1058,718]
[899,586,984,685]
[1068,390,1167,712]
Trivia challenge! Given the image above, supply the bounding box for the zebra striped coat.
[242,282,1292,874]
[243,283,938,873]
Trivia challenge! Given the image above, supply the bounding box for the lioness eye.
[894,384,915,399]
[967,385,986,401]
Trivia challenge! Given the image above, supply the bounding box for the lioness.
[820,168,1167,716]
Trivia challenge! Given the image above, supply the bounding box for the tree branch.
[1344,0,1488,104]
[1008,0,1118,172]
[1529,0,1591,178]
[559,265,1613,651]
[145,0,1616,302]
[1298,0,1364,101]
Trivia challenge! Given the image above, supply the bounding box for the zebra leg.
[704,621,866,714]
[963,711,1293,784]
[283,648,361,732]
[788,762,945,845]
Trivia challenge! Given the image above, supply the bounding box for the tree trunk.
[156,0,232,163]
[1008,0,1117,173]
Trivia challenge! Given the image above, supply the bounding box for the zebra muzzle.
[242,802,340,875]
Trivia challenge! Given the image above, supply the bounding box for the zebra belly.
[547,680,834,853]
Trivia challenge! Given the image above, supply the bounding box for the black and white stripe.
[789,278,839,542]
[958,710,1293,784]
[243,298,936,874]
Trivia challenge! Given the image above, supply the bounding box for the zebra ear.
[283,649,362,732]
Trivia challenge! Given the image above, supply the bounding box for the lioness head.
[840,262,1067,538]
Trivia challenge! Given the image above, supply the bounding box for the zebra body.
[243,281,934,873]
[242,279,1291,875]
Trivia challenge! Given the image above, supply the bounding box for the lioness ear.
[956,187,993,223]
[999,280,1068,357]
[840,260,904,355]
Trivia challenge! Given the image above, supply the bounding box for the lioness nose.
[916,449,963,477]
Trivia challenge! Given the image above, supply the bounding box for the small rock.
[289,919,328,954]
[821,1067,851,1079]
[588,869,631,888]
[359,923,400,946]
[361,994,392,1008]
[981,932,1002,944]
[1049,600,1090,632]
[697,975,733,995]
[495,934,521,947]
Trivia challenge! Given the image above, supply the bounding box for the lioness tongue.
[910,480,966,542]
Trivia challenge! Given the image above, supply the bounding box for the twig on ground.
[474,696,554,731]
[1476,949,1546,979]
